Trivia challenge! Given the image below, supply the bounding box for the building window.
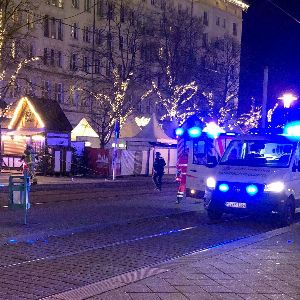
[223,18,226,28]
[233,23,237,36]
[161,0,166,10]
[83,56,90,73]
[71,22,79,39]
[55,83,64,103]
[28,44,35,58]
[83,26,91,43]
[47,0,64,8]
[57,51,62,67]
[44,15,49,37]
[84,0,91,12]
[107,2,114,20]
[95,29,102,45]
[203,11,209,26]
[70,54,77,70]
[72,0,79,8]
[42,80,51,99]
[216,17,220,26]
[58,19,63,40]
[95,59,100,74]
[97,0,104,17]
[50,49,55,66]
[43,48,48,65]
[48,17,63,40]
[27,12,34,30]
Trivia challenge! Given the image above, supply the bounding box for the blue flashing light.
[188,127,202,138]
[246,184,258,196]
[226,132,236,136]
[203,122,225,139]
[175,127,184,136]
[284,121,300,141]
[219,183,229,193]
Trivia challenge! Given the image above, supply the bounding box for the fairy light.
[8,97,45,129]
[143,65,198,124]
[267,103,278,123]
[224,0,249,11]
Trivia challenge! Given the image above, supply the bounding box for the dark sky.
[239,0,300,111]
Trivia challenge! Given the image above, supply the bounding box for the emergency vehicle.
[176,121,235,202]
[204,131,300,226]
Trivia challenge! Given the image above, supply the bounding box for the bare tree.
[141,1,202,124]
[198,35,241,125]
[0,0,41,105]
[72,0,152,147]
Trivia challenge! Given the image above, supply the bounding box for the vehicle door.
[290,143,300,205]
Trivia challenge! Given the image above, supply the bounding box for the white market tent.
[71,118,100,148]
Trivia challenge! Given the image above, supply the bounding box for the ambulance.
[204,133,300,226]
[176,121,235,202]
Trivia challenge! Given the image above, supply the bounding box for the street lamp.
[278,93,298,108]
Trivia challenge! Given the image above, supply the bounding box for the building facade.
[4,0,249,129]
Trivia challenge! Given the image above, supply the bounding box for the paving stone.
[157,293,189,300]
[239,294,270,300]
[182,292,215,300]
[86,290,132,300]
[128,293,161,300]
[211,293,244,300]
[264,294,298,300]
[173,285,206,293]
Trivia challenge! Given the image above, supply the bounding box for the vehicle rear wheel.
[279,199,295,227]
[207,209,223,221]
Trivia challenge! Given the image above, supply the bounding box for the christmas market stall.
[1,96,73,175]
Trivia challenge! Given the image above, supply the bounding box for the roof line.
[224,0,249,11]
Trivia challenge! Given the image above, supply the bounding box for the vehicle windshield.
[220,140,295,168]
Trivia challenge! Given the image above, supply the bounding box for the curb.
[41,223,297,300]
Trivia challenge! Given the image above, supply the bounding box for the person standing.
[21,145,38,185]
[152,152,166,191]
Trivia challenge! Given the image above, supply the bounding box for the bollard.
[8,170,30,225]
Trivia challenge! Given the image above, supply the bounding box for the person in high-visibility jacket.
[176,151,188,203]
[21,145,38,185]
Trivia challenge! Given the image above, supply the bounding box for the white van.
[204,134,300,226]
[185,133,234,199]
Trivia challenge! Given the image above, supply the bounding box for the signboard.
[86,148,110,177]
[47,133,70,147]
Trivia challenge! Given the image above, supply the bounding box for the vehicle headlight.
[264,181,285,193]
[206,177,216,189]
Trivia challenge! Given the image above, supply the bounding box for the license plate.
[225,202,246,209]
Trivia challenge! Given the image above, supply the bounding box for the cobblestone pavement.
[0,178,294,300]
[47,224,300,300]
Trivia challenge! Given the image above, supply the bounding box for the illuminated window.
[72,0,79,8]
[71,22,79,39]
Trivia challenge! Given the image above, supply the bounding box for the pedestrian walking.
[152,152,166,191]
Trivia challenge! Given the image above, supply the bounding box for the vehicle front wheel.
[279,199,295,227]
[207,209,223,221]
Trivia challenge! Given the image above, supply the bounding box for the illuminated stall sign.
[47,133,70,147]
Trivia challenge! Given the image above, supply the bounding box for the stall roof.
[8,96,73,133]
[130,113,176,144]
[71,118,99,140]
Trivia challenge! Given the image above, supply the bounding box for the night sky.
[239,0,300,112]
